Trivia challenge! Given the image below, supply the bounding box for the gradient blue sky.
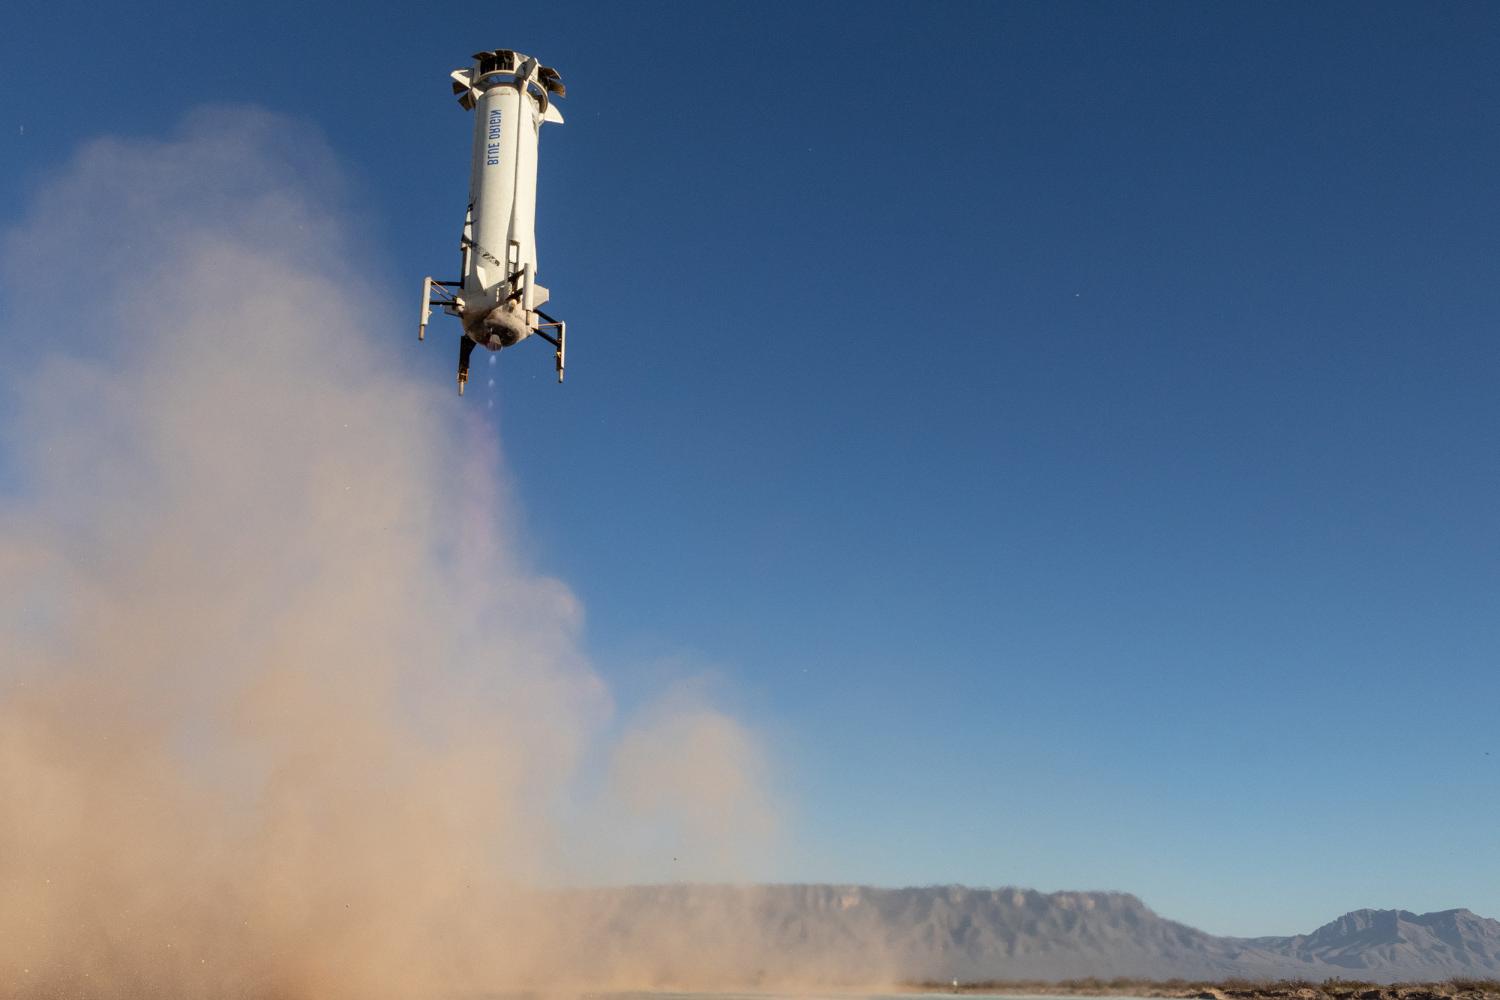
[4,1,1498,937]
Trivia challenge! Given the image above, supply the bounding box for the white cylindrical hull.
[427,48,568,391]
[467,85,539,297]
[458,61,557,349]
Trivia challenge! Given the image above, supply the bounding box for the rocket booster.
[420,49,567,393]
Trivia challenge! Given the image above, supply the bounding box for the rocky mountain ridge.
[545,885,1500,986]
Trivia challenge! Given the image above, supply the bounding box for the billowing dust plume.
[0,108,779,999]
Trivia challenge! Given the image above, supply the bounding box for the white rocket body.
[421,49,567,392]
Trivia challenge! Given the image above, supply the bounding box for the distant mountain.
[541,885,1500,987]
[1249,908,1500,981]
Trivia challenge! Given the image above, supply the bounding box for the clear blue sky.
[4,1,1498,937]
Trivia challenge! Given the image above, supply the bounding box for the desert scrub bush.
[1322,979,1380,994]
[1220,979,1264,993]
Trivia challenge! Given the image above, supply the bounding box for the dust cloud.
[0,108,775,998]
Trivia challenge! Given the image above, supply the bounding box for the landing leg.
[457,337,476,395]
